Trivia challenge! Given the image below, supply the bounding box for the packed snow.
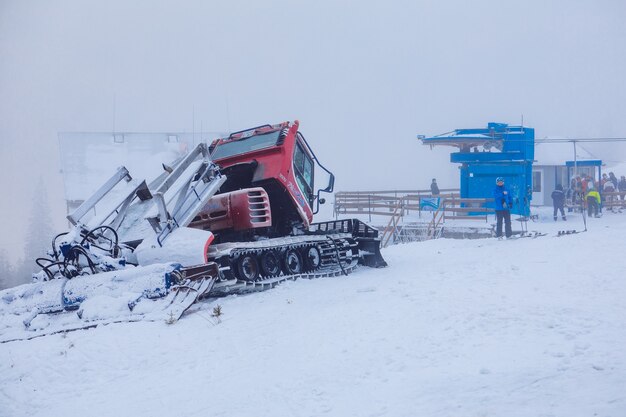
[1,208,626,417]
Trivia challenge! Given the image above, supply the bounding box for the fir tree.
[0,249,13,290]
[17,177,56,286]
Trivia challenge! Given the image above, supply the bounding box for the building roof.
[58,132,224,202]
[534,141,596,166]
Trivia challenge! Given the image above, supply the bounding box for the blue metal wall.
[422,123,535,217]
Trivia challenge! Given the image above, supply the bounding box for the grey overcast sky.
[1,0,626,262]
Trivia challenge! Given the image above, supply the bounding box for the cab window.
[293,142,314,204]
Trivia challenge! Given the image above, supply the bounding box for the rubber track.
[207,234,360,297]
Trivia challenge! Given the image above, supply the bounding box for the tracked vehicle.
[0,120,386,342]
[194,120,386,284]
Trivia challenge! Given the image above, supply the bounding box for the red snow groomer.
[1,120,386,342]
[192,120,387,285]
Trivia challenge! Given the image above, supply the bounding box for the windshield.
[211,131,281,160]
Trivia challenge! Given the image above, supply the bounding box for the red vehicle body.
[189,120,333,243]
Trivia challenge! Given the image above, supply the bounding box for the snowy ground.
[1,208,626,417]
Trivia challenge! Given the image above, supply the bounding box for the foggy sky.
[2,0,626,262]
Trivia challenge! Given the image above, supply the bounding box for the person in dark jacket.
[493,177,513,238]
[430,178,440,195]
[551,184,566,221]
[609,172,619,190]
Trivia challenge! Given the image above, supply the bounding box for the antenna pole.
[573,140,578,177]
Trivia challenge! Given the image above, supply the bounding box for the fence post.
[418,195,422,219]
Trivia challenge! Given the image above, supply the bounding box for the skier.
[430,178,440,195]
[581,175,589,193]
[601,173,609,187]
[609,172,619,190]
[494,177,513,238]
[586,186,601,218]
[551,184,566,221]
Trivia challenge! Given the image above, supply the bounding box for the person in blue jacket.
[494,177,513,238]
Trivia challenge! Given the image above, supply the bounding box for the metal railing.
[334,189,459,221]
[567,191,626,212]
[335,190,495,246]
[334,189,494,221]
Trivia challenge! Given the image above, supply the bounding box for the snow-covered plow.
[1,143,224,342]
[0,263,218,342]
[0,121,386,343]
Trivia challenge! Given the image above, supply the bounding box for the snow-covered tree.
[16,177,56,286]
[0,249,14,290]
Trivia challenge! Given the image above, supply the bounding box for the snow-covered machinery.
[1,120,386,342]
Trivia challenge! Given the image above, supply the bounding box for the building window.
[532,171,542,192]
[113,134,124,144]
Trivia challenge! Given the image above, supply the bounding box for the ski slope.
[1,209,626,417]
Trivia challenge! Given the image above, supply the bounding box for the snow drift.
[1,208,625,417]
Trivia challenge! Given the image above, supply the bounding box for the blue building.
[420,122,534,216]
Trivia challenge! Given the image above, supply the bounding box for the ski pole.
[581,193,587,232]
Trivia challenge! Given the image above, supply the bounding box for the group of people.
[552,171,626,219]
